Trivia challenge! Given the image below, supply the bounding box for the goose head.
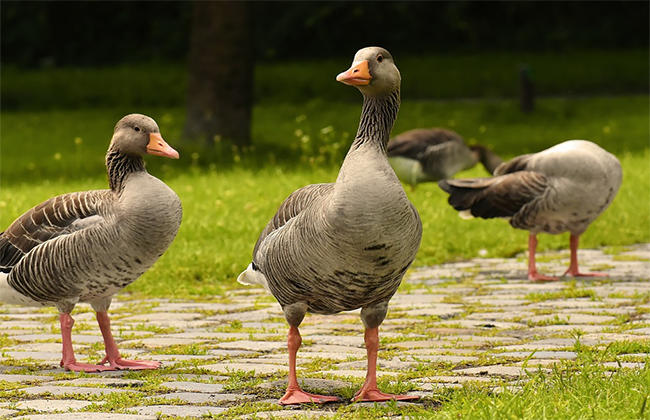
[110,114,179,159]
[336,46,401,97]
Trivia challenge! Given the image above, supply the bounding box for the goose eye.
[134,126,141,132]
[376,54,383,63]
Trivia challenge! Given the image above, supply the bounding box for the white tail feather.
[237,263,270,292]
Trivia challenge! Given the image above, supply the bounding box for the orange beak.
[336,60,371,86]
[146,133,180,159]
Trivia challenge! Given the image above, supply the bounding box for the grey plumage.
[438,140,622,280]
[387,128,503,188]
[238,46,422,404]
[0,114,182,371]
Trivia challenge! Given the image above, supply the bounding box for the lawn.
[1,95,648,298]
[0,53,649,419]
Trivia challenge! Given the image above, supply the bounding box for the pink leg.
[96,311,160,370]
[279,326,339,405]
[59,313,116,372]
[353,327,419,402]
[528,234,560,282]
[563,234,609,278]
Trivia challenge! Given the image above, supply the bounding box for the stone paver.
[0,244,648,419]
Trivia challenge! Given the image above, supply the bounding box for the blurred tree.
[183,1,253,148]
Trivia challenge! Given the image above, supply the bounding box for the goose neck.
[105,150,146,192]
[351,90,400,153]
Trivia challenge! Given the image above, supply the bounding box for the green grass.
[2,88,648,420]
[417,363,650,420]
[1,94,648,298]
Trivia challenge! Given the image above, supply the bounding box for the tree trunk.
[184,1,253,148]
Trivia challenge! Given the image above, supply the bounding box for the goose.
[238,47,422,405]
[438,140,622,281]
[387,128,503,189]
[0,114,183,372]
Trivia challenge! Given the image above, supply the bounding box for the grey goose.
[388,127,503,189]
[238,47,422,404]
[438,140,622,281]
[0,114,183,371]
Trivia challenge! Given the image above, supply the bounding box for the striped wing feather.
[253,183,333,257]
[0,190,110,273]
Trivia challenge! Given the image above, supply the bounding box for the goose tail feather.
[237,262,271,292]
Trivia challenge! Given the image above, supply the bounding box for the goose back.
[439,140,622,236]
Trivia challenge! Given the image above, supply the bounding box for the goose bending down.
[238,47,422,405]
[387,128,503,188]
[438,140,622,281]
[0,114,182,372]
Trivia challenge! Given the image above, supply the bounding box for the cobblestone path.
[0,244,648,419]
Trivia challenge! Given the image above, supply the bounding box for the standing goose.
[0,114,182,372]
[238,47,422,405]
[438,140,622,281]
[387,128,503,189]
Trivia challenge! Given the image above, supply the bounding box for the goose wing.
[253,183,334,257]
[0,190,111,273]
[439,171,549,219]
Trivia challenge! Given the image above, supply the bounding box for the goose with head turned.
[438,140,622,281]
[388,127,503,189]
[0,114,183,371]
[238,47,422,405]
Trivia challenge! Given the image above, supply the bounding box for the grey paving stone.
[524,313,617,325]
[529,300,608,309]
[0,373,54,383]
[498,351,577,359]
[12,333,103,344]
[206,308,283,322]
[302,344,367,358]
[0,408,18,417]
[21,385,137,397]
[433,319,526,329]
[50,377,144,387]
[152,391,251,403]
[416,375,495,384]
[160,381,225,393]
[532,324,605,333]
[151,354,217,362]
[333,360,416,371]
[198,362,288,374]
[120,312,201,323]
[401,305,464,318]
[463,297,530,306]
[1,244,648,418]
[132,405,226,416]
[12,342,64,352]
[237,410,335,419]
[303,335,364,347]
[13,399,100,412]
[207,348,257,357]
[390,293,448,306]
[2,350,61,362]
[13,415,154,420]
[628,327,650,335]
[324,369,398,379]
[216,339,286,352]
[406,347,477,356]
[404,354,479,364]
[120,337,209,347]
